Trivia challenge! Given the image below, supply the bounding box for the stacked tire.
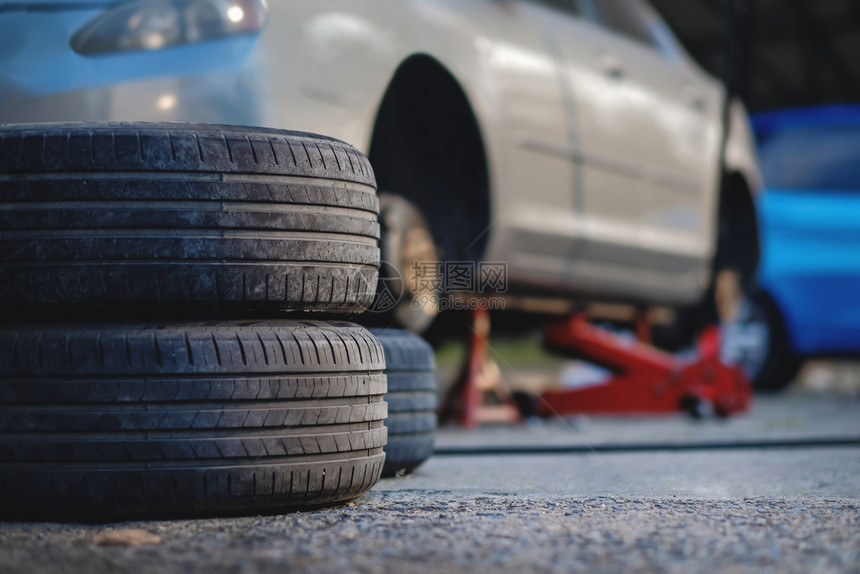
[0,123,379,315]
[0,321,387,520]
[0,122,436,521]
[372,329,438,477]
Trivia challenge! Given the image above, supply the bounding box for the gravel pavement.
[0,395,858,574]
[0,493,856,574]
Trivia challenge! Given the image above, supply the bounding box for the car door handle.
[598,53,624,80]
[682,84,707,112]
[688,96,706,112]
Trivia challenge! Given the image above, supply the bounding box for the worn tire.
[370,328,437,476]
[0,123,379,317]
[726,293,804,393]
[0,321,387,521]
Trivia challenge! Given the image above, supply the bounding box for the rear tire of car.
[723,293,803,393]
[370,328,437,477]
[0,320,387,521]
[0,123,379,318]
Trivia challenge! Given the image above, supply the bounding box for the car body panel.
[533,5,721,303]
[753,106,860,356]
[725,99,763,195]
[758,190,860,355]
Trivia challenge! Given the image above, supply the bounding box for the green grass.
[434,336,566,368]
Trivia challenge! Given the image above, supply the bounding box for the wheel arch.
[367,53,491,263]
[716,170,761,290]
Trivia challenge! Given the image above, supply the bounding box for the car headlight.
[71,0,268,56]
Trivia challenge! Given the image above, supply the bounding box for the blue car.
[726,106,860,391]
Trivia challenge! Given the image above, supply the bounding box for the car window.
[592,0,656,47]
[636,0,684,62]
[758,125,860,191]
[525,0,580,17]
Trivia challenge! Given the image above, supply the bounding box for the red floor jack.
[439,307,522,427]
[440,307,752,426]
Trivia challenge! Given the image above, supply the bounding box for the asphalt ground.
[0,386,858,573]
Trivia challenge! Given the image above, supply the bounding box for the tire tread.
[0,123,379,315]
[0,321,388,520]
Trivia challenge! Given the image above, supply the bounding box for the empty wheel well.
[368,54,490,263]
[715,172,761,290]
[654,173,761,349]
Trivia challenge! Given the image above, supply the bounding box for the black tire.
[0,123,379,318]
[723,293,803,393]
[0,321,387,521]
[370,328,437,476]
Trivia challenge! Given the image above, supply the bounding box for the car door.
[540,0,720,301]
[479,0,585,288]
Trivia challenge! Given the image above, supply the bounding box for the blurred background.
[435,0,860,398]
[640,0,860,396]
[653,0,860,112]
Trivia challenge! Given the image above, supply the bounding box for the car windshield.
[757,124,860,191]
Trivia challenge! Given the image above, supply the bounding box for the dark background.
[651,0,860,112]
